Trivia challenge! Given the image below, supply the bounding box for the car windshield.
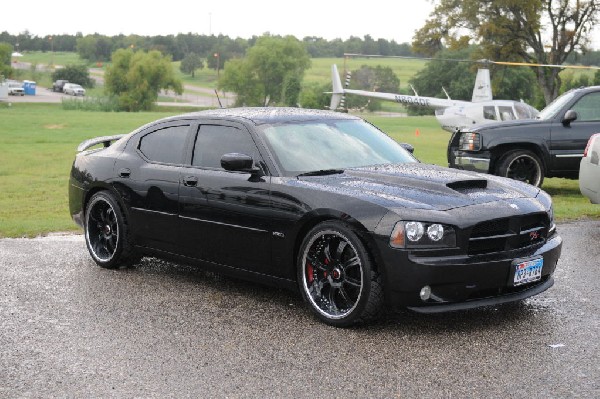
[258,119,416,176]
[537,90,576,120]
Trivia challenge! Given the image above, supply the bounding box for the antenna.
[214,89,223,108]
[410,84,419,96]
[442,87,451,100]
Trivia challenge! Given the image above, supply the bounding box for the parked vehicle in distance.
[579,133,600,203]
[69,108,562,327]
[63,83,86,96]
[8,81,24,96]
[52,79,69,92]
[448,86,600,187]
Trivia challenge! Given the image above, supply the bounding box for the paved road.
[5,62,235,107]
[1,222,598,398]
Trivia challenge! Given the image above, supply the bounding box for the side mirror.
[562,109,578,126]
[221,153,262,175]
[400,143,415,154]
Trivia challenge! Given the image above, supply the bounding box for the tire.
[496,149,545,187]
[84,191,139,269]
[297,221,383,327]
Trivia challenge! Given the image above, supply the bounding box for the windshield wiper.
[296,169,345,177]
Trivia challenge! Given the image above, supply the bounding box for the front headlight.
[458,132,481,151]
[390,221,457,249]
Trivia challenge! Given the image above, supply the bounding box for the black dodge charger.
[69,108,562,326]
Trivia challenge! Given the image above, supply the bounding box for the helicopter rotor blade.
[344,53,600,70]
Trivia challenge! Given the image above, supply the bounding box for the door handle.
[118,168,131,178]
[183,176,198,187]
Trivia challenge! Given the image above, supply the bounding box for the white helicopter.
[329,64,540,132]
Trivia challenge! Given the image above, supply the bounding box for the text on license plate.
[513,258,543,286]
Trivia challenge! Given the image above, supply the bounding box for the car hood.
[295,163,540,211]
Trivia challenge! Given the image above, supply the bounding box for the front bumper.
[376,233,562,312]
[454,154,491,173]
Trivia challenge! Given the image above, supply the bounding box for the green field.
[1,103,598,238]
[19,51,86,67]
[0,104,182,237]
[17,52,428,90]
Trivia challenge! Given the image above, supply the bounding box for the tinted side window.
[139,125,189,164]
[572,92,600,121]
[192,125,258,168]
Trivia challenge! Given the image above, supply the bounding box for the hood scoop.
[446,179,488,192]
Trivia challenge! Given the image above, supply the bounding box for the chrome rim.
[506,155,542,186]
[302,230,363,319]
[86,198,119,262]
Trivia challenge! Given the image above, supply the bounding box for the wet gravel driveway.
[1,221,598,397]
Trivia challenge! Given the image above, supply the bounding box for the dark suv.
[448,86,600,186]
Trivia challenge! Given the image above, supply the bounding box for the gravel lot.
[1,221,598,398]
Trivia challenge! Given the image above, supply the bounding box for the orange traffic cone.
[415,128,420,137]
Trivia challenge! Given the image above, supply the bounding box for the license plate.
[513,257,543,286]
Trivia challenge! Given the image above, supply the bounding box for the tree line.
[3,1,600,112]
[0,31,415,64]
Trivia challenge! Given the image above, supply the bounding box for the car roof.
[176,107,361,125]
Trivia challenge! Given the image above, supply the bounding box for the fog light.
[419,285,431,301]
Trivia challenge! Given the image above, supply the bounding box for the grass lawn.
[2,103,599,238]
[19,51,90,67]
[0,104,182,237]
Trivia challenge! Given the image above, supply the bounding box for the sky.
[4,0,436,43]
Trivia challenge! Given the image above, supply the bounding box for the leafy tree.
[206,37,248,69]
[179,53,204,77]
[76,35,114,62]
[219,35,310,106]
[406,50,474,115]
[491,66,543,109]
[0,42,13,78]
[51,64,95,87]
[105,49,182,111]
[561,70,593,94]
[407,48,543,114]
[299,82,331,109]
[282,75,302,106]
[346,65,400,111]
[413,0,600,104]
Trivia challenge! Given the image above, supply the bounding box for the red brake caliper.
[307,263,314,283]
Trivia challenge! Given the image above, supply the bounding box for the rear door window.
[138,125,190,164]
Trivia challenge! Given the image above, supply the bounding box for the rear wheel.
[84,191,139,269]
[297,221,383,327]
[496,149,544,187]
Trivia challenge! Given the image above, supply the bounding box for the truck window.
[571,92,600,122]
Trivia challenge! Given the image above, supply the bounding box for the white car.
[579,133,600,204]
[63,83,86,96]
[8,81,24,96]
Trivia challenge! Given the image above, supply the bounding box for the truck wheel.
[496,150,544,187]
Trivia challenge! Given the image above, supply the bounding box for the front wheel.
[84,191,139,269]
[496,149,545,187]
[297,221,383,327]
